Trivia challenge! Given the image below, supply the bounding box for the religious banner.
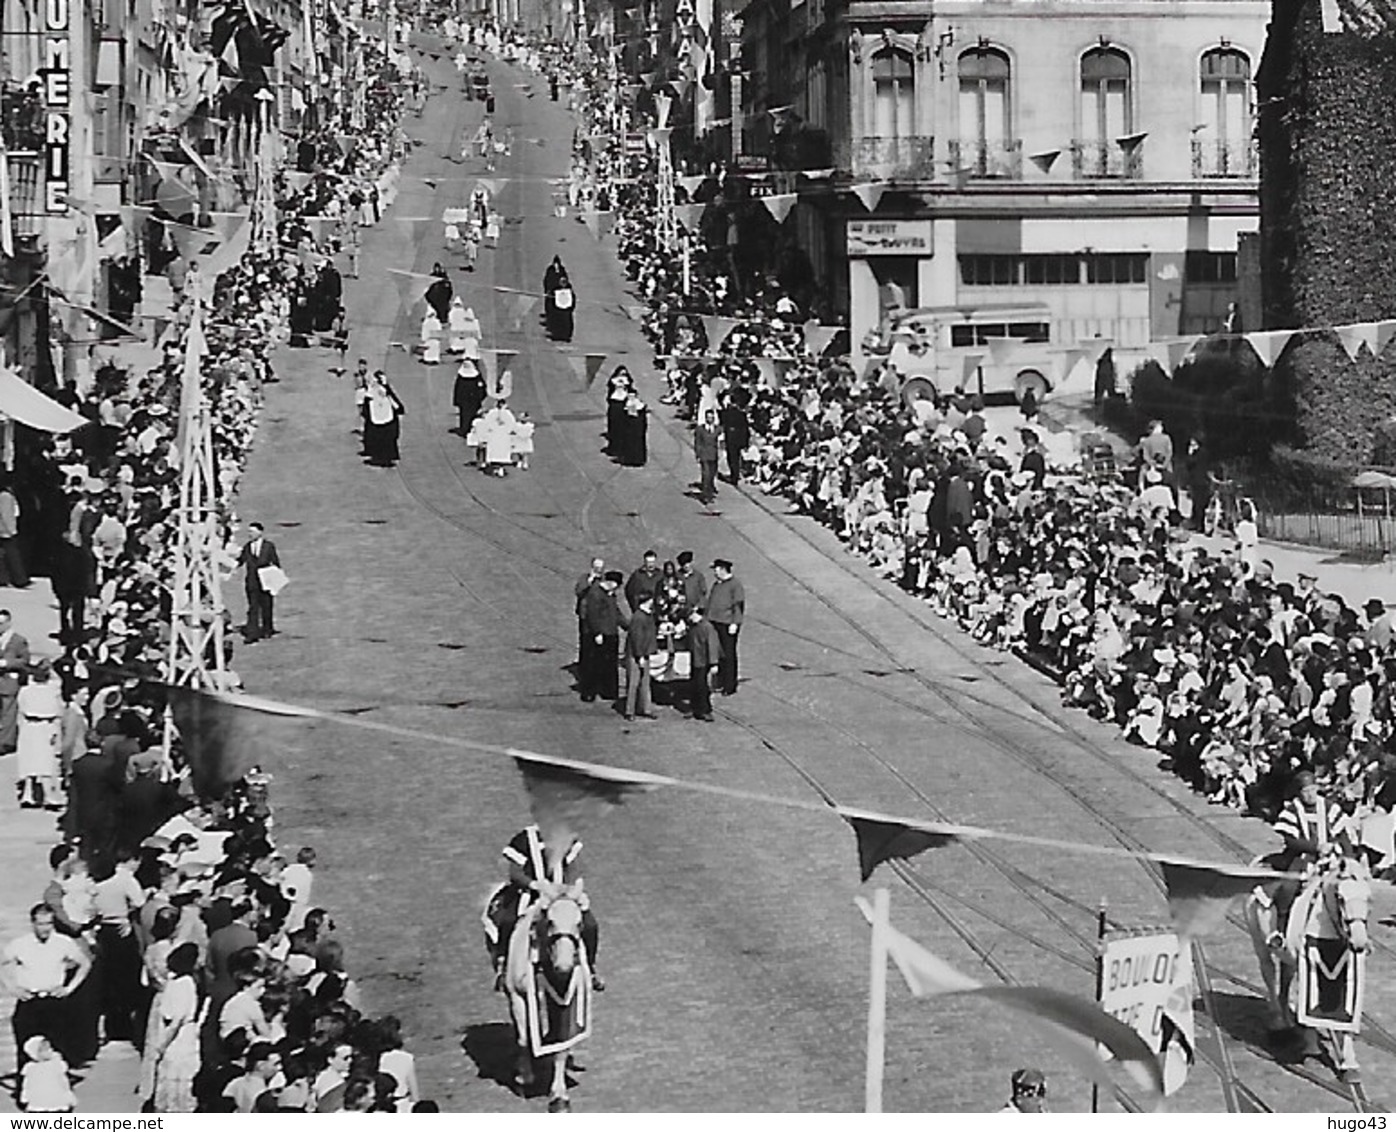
[1098,931,1195,1096]
[646,127,672,148]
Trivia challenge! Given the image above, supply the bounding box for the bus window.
[1008,322,1050,342]
[950,325,975,347]
[973,323,1008,344]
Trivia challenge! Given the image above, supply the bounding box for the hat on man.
[677,550,694,566]
[603,570,624,584]
[1011,1068,1046,1095]
[1365,598,1385,615]
[712,558,733,571]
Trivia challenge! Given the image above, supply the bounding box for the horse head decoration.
[1245,852,1371,1081]
[499,886,593,1111]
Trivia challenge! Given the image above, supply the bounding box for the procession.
[0,0,1393,1116]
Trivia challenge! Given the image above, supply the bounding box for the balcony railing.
[1070,140,1143,181]
[1192,137,1257,179]
[851,135,936,181]
[947,138,1023,180]
[6,154,43,237]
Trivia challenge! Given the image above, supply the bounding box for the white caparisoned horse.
[491,885,593,1112]
[1244,853,1371,1081]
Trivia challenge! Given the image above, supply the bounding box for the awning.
[0,367,87,433]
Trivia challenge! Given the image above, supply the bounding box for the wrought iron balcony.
[6,154,43,237]
[947,138,1023,180]
[1,85,44,153]
[850,134,936,181]
[1191,137,1257,178]
[1070,139,1143,181]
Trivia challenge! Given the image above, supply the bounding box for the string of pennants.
[175,684,1381,949]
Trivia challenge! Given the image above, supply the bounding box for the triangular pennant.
[678,174,708,197]
[1158,858,1286,938]
[304,215,334,244]
[701,315,739,351]
[674,203,706,231]
[803,324,839,358]
[506,293,538,330]
[1116,131,1148,152]
[393,216,433,244]
[753,358,775,387]
[802,168,837,179]
[166,686,319,800]
[476,177,502,199]
[760,192,798,223]
[1166,335,1202,372]
[1028,149,1061,174]
[388,268,437,309]
[208,210,248,247]
[961,351,987,382]
[167,222,218,261]
[851,182,886,212]
[646,127,673,147]
[284,170,313,192]
[1244,328,1297,368]
[842,808,967,881]
[584,352,608,387]
[1336,322,1378,362]
[670,77,692,101]
[1375,319,1396,357]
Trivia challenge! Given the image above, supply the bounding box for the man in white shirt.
[2,906,91,1072]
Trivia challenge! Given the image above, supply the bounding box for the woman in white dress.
[149,944,202,1113]
[419,310,443,364]
[16,663,62,809]
[446,297,471,354]
[481,401,517,476]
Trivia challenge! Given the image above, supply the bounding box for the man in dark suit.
[719,396,751,484]
[68,745,121,860]
[677,551,707,610]
[206,900,259,1001]
[0,608,30,753]
[694,411,721,505]
[115,751,185,856]
[236,523,281,643]
[574,557,604,670]
[579,571,626,702]
[706,560,746,696]
[687,607,720,722]
[623,550,662,613]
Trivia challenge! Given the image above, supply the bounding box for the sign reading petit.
[847,219,933,257]
[43,0,71,213]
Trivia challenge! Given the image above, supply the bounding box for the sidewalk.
[0,580,141,1114]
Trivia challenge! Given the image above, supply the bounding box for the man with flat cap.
[579,571,627,702]
[706,559,745,696]
[997,1068,1048,1112]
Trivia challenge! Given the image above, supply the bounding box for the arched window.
[1199,47,1251,151]
[958,48,1010,170]
[871,47,915,138]
[1080,46,1132,144]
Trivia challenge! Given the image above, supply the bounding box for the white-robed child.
[20,1037,75,1113]
[420,310,443,364]
[511,411,535,470]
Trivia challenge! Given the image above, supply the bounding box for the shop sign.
[847,218,932,257]
[44,0,71,213]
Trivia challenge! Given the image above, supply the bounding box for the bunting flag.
[208,210,248,247]
[393,216,433,244]
[671,77,692,101]
[388,268,438,309]
[581,210,612,239]
[304,215,335,244]
[1083,337,1114,366]
[505,293,538,330]
[335,133,355,159]
[851,182,887,212]
[701,315,739,351]
[1157,857,1281,937]
[855,898,1164,1108]
[803,323,840,358]
[647,127,673,148]
[166,686,319,800]
[655,93,673,129]
[961,351,987,382]
[1028,149,1061,175]
[1336,321,1380,362]
[1117,132,1148,152]
[753,358,776,388]
[284,170,313,192]
[475,177,502,199]
[202,214,252,279]
[843,808,968,881]
[564,352,610,388]
[1244,328,1298,368]
[678,173,707,197]
[166,222,219,263]
[1145,336,1202,375]
[760,193,798,224]
[675,203,706,231]
[514,753,665,855]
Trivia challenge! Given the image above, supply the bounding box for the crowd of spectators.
[576,69,1396,863]
[0,30,442,1114]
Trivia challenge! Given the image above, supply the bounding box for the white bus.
[868,302,1067,404]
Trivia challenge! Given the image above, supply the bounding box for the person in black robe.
[288,280,315,347]
[452,361,487,437]
[543,257,574,341]
[619,395,648,467]
[425,263,453,322]
[605,368,633,457]
[362,372,406,467]
[312,262,343,332]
